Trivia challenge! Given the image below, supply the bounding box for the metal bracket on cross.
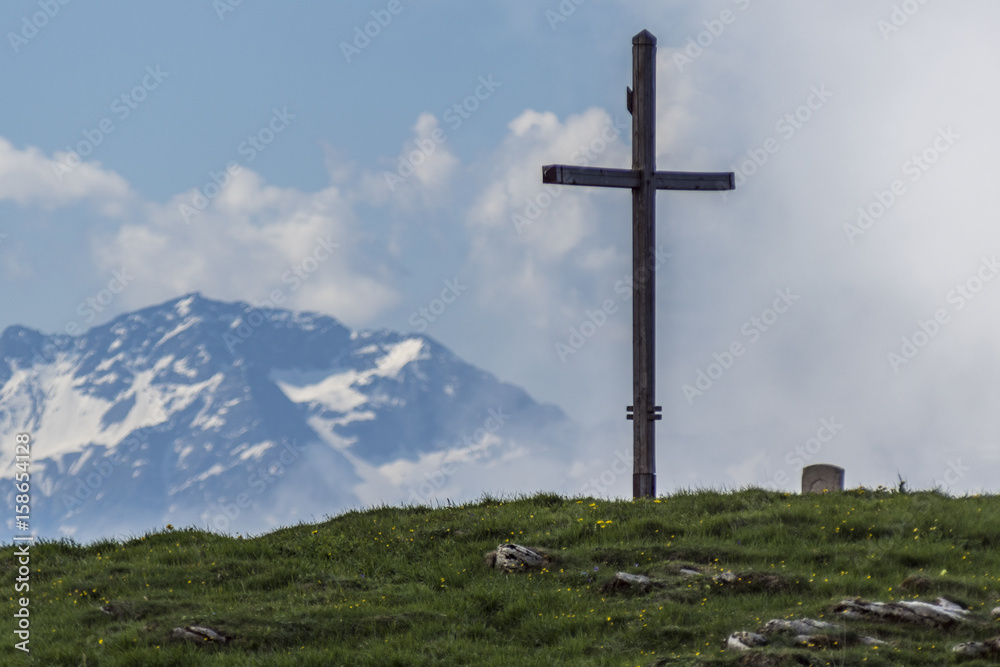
[626,406,662,421]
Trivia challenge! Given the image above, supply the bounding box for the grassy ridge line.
[2,487,1000,665]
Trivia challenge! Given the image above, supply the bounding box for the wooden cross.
[542,29,735,499]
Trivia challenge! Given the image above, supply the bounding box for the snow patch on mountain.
[376,338,427,378]
[155,316,201,349]
[272,369,368,412]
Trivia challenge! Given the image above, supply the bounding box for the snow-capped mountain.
[0,293,575,544]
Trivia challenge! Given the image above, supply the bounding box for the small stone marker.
[801,464,844,494]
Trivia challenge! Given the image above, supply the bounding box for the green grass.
[4,486,1000,665]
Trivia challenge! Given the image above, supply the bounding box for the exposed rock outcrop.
[834,596,968,629]
[484,543,550,572]
[599,571,657,594]
[170,625,230,644]
[952,637,1000,657]
[725,630,769,651]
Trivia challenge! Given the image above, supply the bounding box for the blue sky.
[4,1,1000,498]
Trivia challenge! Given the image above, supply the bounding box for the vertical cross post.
[631,30,657,499]
[541,29,735,500]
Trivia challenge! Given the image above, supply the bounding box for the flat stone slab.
[171,625,229,644]
[760,617,841,635]
[613,571,651,587]
[600,571,656,594]
[757,617,889,649]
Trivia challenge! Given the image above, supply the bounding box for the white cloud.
[88,167,400,325]
[463,106,633,329]
[0,138,133,215]
[0,137,401,327]
[360,113,459,210]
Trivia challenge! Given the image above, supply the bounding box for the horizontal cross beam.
[542,165,735,191]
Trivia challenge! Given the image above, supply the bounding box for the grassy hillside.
[3,487,1000,666]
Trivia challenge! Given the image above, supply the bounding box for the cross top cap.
[632,29,656,46]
